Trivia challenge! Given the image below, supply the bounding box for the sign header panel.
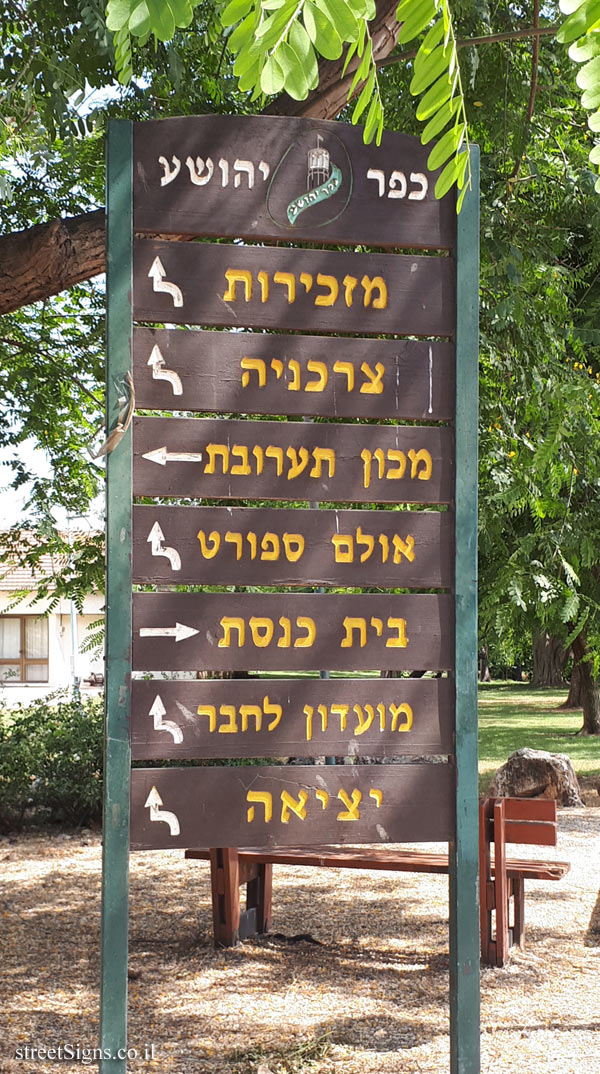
[132,591,454,672]
[133,239,456,338]
[133,417,454,505]
[130,763,455,850]
[130,677,454,760]
[133,327,456,421]
[133,115,456,250]
[132,504,454,588]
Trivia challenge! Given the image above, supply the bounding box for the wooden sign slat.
[132,504,453,588]
[133,239,455,338]
[133,417,454,505]
[130,677,454,760]
[130,763,455,850]
[133,327,455,420]
[132,592,454,672]
[133,115,456,251]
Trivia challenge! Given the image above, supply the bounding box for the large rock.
[489,748,583,806]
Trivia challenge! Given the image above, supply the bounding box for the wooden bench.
[185,796,569,966]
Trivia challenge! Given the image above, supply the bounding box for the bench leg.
[493,801,509,967]
[210,848,240,947]
[513,876,525,949]
[246,863,273,935]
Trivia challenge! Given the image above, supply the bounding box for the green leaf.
[221,0,254,28]
[557,0,600,44]
[420,94,460,143]
[416,71,454,120]
[260,52,285,94]
[314,0,358,41]
[576,54,600,87]
[434,149,468,198]
[568,33,600,61]
[255,6,296,48]
[427,122,463,170]
[168,0,194,27]
[106,0,133,31]
[234,44,261,76]
[410,41,453,95]
[129,1,150,35]
[363,92,381,143]
[456,179,469,213]
[589,108,600,129]
[289,21,319,88]
[413,16,445,75]
[303,0,343,59]
[146,0,176,39]
[582,84,600,107]
[352,68,375,123]
[237,54,261,90]
[228,12,256,51]
[275,39,309,99]
[589,141,600,162]
[397,0,437,45]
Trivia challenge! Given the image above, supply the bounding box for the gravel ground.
[0,801,599,1074]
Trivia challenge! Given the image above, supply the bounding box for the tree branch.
[377,23,558,68]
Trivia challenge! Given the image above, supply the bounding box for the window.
[0,616,49,683]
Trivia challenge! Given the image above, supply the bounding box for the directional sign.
[133,417,453,505]
[132,504,454,588]
[130,763,455,850]
[132,591,453,673]
[133,115,456,250]
[133,328,455,420]
[131,677,454,760]
[133,239,456,337]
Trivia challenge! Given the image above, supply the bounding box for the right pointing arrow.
[139,622,200,642]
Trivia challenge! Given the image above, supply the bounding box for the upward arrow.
[149,693,183,743]
[144,785,180,836]
[147,344,183,395]
[147,521,181,571]
[147,257,184,308]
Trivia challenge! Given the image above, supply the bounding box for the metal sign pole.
[99,118,133,1073]
[449,144,481,1074]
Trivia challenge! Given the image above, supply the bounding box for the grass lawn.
[478,681,600,793]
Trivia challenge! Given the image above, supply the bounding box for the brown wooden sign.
[133,115,456,251]
[133,239,455,338]
[130,677,453,760]
[133,417,453,505]
[133,327,455,421]
[132,504,453,588]
[130,763,455,850]
[132,592,453,673]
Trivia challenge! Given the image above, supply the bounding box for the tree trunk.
[558,661,582,709]
[0,0,402,316]
[532,632,567,686]
[571,629,600,735]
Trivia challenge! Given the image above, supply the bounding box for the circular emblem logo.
[266,129,353,231]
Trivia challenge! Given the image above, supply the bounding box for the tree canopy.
[1,0,600,729]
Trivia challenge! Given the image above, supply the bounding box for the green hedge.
[0,690,103,829]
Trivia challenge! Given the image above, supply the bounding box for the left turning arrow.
[147,521,181,571]
[147,257,183,307]
[144,786,180,835]
[149,694,183,743]
[147,345,183,395]
[139,623,199,642]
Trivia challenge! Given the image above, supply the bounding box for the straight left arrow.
[139,623,199,642]
[142,447,203,466]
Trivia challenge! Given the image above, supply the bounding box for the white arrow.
[142,446,203,466]
[144,786,180,836]
[139,623,200,642]
[148,257,184,307]
[147,521,181,571]
[147,345,183,395]
[149,694,183,743]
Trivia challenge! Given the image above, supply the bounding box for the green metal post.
[449,145,481,1074]
[100,118,133,1073]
